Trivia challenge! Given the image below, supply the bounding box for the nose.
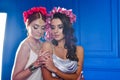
[54,27,58,33]
[38,28,43,34]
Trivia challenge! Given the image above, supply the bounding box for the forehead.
[30,18,45,26]
[51,18,62,25]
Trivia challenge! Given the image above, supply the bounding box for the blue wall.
[0,0,120,80]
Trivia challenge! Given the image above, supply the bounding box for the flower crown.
[45,7,76,41]
[23,6,47,23]
[49,7,76,23]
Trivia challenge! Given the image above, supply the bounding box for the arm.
[41,67,61,80]
[43,46,84,80]
[41,42,61,80]
[11,42,31,80]
[11,41,41,80]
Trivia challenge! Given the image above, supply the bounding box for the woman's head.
[49,7,76,41]
[50,7,78,61]
[51,12,74,41]
[23,7,47,39]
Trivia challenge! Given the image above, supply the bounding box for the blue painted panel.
[84,70,120,80]
[79,0,112,51]
[78,0,118,57]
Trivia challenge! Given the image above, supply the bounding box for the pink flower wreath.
[50,7,76,23]
[45,7,76,41]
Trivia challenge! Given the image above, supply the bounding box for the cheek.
[28,28,32,34]
[61,33,64,38]
[60,30,64,37]
[29,29,37,35]
[59,29,63,34]
[31,29,35,33]
[41,30,45,35]
[51,30,54,34]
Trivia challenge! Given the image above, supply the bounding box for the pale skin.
[41,18,84,80]
[11,18,47,80]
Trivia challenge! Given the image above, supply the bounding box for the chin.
[34,36,41,40]
[54,38,60,40]
[55,38,63,41]
[54,36,64,41]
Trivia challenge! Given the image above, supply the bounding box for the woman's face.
[51,18,64,41]
[27,18,45,39]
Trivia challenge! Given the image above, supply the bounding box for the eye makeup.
[32,24,45,30]
[51,24,63,30]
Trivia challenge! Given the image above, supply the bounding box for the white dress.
[52,53,78,78]
[24,50,43,80]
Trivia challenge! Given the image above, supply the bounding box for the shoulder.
[76,46,84,57]
[42,41,51,46]
[17,38,30,51]
[15,38,30,59]
[76,46,84,52]
[42,41,53,53]
[42,41,52,49]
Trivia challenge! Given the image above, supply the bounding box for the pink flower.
[49,7,76,24]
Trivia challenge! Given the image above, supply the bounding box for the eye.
[41,26,45,30]
[33,25,38,29]
[59,26,63,29]
[51,25,55,30]
[58,24,63,29]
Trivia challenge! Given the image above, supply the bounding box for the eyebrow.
[51,24,63,26]
[32,24,39,26]
[33,24,45,27]
[58,24,63,26]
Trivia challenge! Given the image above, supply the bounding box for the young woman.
[11,6,48,80]
[41,7,84,80]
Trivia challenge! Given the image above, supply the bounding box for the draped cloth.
[52,53,78,78]
[24,50,43,80]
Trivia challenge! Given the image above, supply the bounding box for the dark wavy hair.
[51,13,78,61]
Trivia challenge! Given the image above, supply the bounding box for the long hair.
[51,13,78,61]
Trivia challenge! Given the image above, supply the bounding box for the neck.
[57,39,65,48]
[28,36,40,44]
[28,36,41,51]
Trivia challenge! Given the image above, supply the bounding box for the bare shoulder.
[15,39,30,60]
[42,41,52,49]
[16,39,30,54]
[42,41,53,53]
[76,46,84,57]
[19,39,30,49]
[42,41,51,46]
[76,46,84,52]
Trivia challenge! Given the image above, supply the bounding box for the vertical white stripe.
[0,13,7,79]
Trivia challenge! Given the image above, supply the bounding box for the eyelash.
[33,25,45,30]
[59,26,63,29]
[51,26,55,29]
[51,25,63,30]
[41,26,45,30]
[33,25,38,29]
